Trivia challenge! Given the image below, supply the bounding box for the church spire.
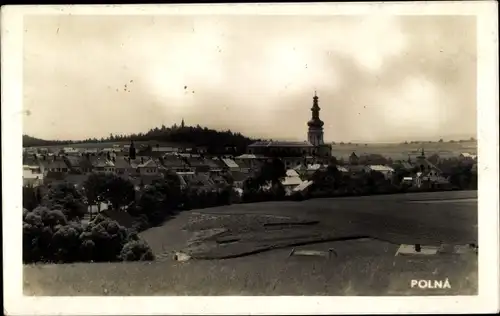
[129,140,136,160]
[181,118,185,128]
[307,91,325,146]
[416,147,426,160]
[311,92,320,119]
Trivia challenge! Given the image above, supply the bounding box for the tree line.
[23,181,154,264]
[23,124,256,155]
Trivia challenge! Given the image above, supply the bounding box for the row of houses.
[21,152,262,188]
[23,143,206,157]
[23,147,477,196]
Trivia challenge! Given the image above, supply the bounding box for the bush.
[290,192,305,201]
[42,183,87,220]
[23,208,155,264]
[131,214,150,233]
[119,240,155,261]
[52,223,83,262]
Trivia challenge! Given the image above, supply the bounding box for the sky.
[23,14,477,143]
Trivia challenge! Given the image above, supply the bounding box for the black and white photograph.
[2,2,499,315]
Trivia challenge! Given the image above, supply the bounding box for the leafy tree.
[83,173,135,211]
[42,183,86,220]
[449,164,475,189]
[427,153,440,165]
[360,171,383,194]
[311,165,343,194]
[134,176,183,225]
[78,215,131,262]
[105,176,135,210]
[260,182,285,200]
[256,158,286,186]
[392,166,411,184]
[23,207,67,262]
[23,207,154,264]
[52,222,84,262]
[23,186,41,211]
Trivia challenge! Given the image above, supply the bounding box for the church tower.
[129,140,136,160]
[307,91,325,146]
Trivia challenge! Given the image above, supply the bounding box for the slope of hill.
[23,125,257,154]
[23,135,76,147]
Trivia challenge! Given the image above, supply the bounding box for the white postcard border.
[2,1,499,315]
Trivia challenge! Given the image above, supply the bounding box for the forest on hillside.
[23,124,256,154]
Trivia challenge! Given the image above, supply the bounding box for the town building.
[349,152,359,165]
[40,156,69,174]
[459,152,477,162]
[293,163,326,178]
[234,154,265,173]
[221,157,240,172]
[281,169,306,195]
[159,154,193,173]
[411,148,449,189]
[62,147,80,155]
[230,170,251,189]
[114,156,134,175]
[133,157,159,176]
[364,165,395,180]
[94,158,116,173]
[246,93,332,162]
[23,165,44,187]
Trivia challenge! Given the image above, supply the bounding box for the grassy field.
[139,190,477,260]
[23,191,478,296]
[23,254,477,296]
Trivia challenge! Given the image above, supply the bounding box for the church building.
[246,92,332,163]
[307,92,332,157]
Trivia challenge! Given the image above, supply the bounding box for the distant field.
[332,141,477,160]
[26,140,477,159]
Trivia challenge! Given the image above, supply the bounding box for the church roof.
[248,141,315,148]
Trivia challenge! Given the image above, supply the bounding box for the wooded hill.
[23,124,257,155]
